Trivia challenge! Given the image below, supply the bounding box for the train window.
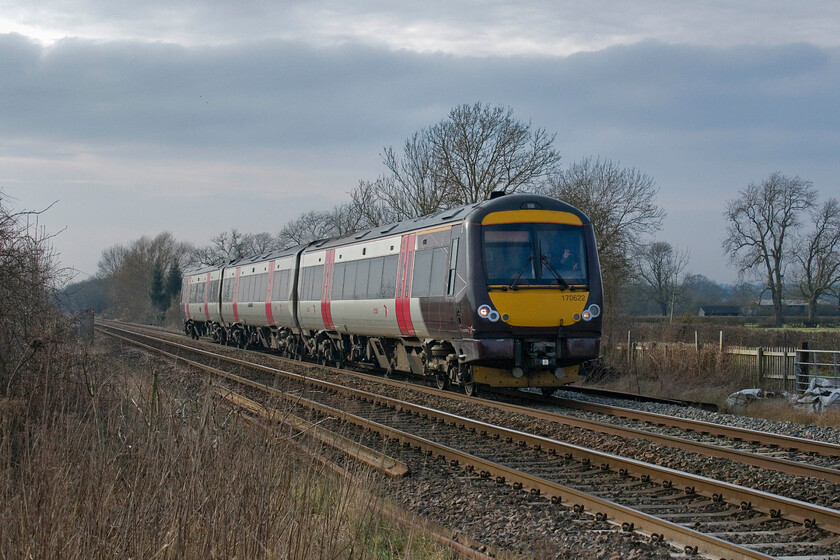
[367,257,384,299]
[310,265,324,300]
[411,251,432,298]
[483,224,587,286]
[249,275,259,302]
[447,238,459,296]
[257,273,267,301]
[256,274,264,301]
[271,271,280,300]
[380,255,398,298]
[301,268,312,300]
[282,269,292,299]
[342,261,357,300]
[237,276,246,302]
[535,227,588,285]
[272,269,290,301]
[332,263,345,300]
[483,228,534,284]
[430,247,448,297]
[354,259,370,299]
[284,269,292,299]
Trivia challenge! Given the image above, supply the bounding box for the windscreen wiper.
[508,256,533,290]
[539,255,569,289]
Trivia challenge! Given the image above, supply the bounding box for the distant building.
[698,305,741,317]
[759,298,807,314]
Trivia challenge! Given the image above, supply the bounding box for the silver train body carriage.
[181,193,602,394]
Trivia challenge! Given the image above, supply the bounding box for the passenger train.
[181,192,602,395]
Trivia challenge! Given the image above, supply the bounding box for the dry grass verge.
[595,344,752,405]
[0,341,455,559]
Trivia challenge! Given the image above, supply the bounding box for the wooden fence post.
[756,347,764,387]
[719,330,724,352]
[627,330,632,367]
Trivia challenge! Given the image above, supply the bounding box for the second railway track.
[108,321,840,485]
[99,322,840,560]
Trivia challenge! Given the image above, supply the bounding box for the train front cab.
[454,197,603,392]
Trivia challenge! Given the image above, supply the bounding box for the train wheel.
[463,381,478,397]
[458,364,478,396]
[436,373,449,391]
[541,387,556,398]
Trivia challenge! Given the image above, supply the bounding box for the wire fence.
[617,334,839,392]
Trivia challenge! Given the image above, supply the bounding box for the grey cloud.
[4,0,840,51]
[2,33,836,282]
[3,34,838,161]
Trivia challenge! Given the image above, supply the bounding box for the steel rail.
[486,390,840,483]
[560,384,719,412]
[218,393,498,560]
[101,327,775,560]
[553,397,840,458]
[100,322,840,482]
[100,326,840,542]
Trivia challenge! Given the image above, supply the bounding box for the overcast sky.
[2,1,838,283]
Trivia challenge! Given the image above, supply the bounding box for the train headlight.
[582,304,601,321]
[477,305,500,322]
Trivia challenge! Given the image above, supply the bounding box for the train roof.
[183,243,307,276]
[226,243,306,268]
[309,192,590,252]
[183,263,223,277]
[184,193,589,273]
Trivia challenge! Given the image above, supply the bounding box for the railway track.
[557,384,719,412]
[106,321,840,485]
[98,322,840,559]
[496,389,840,482]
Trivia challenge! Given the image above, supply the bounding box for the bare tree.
[366,103,560,218]
[98,232,191,322]
[379,130,451,219]
[792,197,840,323]
[0,194,64,397]
[323,202,365,237]
[430,103,560,203]
[191,229,251,266]
[635,241,690,316]
[543,157,665,311]
[246,232,280,256]
[348,179,399,228]
[276,210,337,249]
[723,172,816,327]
